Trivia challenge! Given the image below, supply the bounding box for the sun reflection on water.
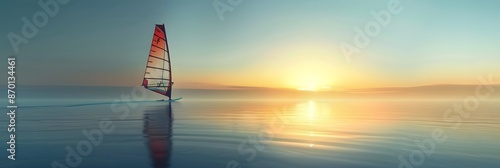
[284,100,334,148]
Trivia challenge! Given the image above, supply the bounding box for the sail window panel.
[146,79,169,88]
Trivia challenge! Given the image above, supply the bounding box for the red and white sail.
[142,24,173,99]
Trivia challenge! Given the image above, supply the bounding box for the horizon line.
[3,83,499,91]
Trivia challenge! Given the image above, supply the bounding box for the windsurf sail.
[142,24,174,100]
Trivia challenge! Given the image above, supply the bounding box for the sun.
[296,83,331,91]
[297,81,320,91]
[250,41,340,90]
[292,73,333,91]
[279,59,332,91]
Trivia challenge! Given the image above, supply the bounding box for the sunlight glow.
[264,42,338,91]
[308,100,315,120]
[295,76,333,91]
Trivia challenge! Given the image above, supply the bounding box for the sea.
[0,86,499,168]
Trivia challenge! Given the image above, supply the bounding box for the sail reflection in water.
[143,103,173,168]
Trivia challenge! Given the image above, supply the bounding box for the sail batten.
[146,66,170,71]
[142,24,173,99]
[149,55,169,61]
[151,44,167,51]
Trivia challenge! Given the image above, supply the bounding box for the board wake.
[16,99,178,109]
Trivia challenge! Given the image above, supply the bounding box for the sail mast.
[163,24,173,100]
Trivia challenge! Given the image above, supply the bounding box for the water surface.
[0,86,499,168]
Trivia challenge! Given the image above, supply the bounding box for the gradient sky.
[1,0,499,89]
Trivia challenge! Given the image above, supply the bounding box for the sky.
[1,0,499,90]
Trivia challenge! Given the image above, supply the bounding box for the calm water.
[0,86,499,168]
